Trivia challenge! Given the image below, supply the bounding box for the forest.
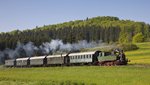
[0,16,150,51]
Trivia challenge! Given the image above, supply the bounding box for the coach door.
[92,51,101,64]
[64,55,70,65]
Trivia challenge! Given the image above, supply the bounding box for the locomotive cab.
[98,52,116,62]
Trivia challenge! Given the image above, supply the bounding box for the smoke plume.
[0,39,102,64]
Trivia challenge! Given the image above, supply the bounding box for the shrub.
[132,33,144,43]
[117,43,139,51]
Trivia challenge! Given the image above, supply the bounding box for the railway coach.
[30,56,47,66]
[69,51,100,65]
[5,59,16,67]
[16,57,30,67]
[46,54,66,66]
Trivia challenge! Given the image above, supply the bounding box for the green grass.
[126,42,150,64]
[0,66,150,85]
[0,42,150,85]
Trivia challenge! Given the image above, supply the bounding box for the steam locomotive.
[5,49,128,67]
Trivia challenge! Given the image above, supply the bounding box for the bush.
[132,33,144,43]
[117,43,139,51]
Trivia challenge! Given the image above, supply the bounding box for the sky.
[0,0,150,32]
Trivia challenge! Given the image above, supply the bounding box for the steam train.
[5,49,128,67]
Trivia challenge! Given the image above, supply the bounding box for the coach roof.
[16,57,29,61]
[69,51,96,56]
[30,56,46,60]
[47,54,67,58]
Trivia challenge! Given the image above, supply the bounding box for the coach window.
[89,55,91,58]
[86,55,88,58]
[87,55,88,58]
[88,55,90,58]
[100,53,102,56]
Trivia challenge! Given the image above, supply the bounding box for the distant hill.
[0,16,150,50]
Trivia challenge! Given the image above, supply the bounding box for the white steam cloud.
[0,39,102,64]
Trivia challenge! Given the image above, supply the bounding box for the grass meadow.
[126,42,150,64]
[0,42,150,85]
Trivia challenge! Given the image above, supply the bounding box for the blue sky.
[0,0,150,32]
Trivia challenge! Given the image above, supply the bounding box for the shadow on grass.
[0,79,97,85]
[128,63,150,68]
[37,80,97,85]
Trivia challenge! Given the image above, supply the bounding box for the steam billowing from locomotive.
[0,39,102,64]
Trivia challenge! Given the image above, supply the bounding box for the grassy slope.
[0,42,150,85]
[126,42,150,64]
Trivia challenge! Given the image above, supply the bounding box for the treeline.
[0,16,150,50]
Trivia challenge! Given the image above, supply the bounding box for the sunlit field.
[0,42,150,85]
[0,66,150,85]
[126,42,150,64]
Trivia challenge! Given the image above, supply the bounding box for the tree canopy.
[0,16,150,50]
[132,32,145,43]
